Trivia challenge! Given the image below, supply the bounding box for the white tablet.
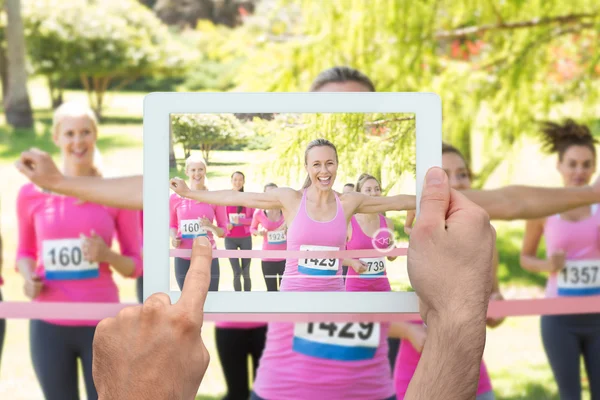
[143,93,441,315]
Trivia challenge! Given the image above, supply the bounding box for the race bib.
[557,259,600,296]
[298,245,339,275]
[229,213,245,226]
[293,322,380,361]
[267,230,286,244]
[360,257,386,276]
[180,219,207,239]
[42,238,99,280]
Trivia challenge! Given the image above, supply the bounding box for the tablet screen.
[167,112,415,294]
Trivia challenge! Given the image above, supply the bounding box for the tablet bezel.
[143,92,441,314]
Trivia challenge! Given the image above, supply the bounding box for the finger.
[15,159,35,177]
[413,167,450,236]
[404,211,415,235]
[177,236,212,324]
[141,293,172,321]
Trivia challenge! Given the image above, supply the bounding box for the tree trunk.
[3,0,33,128]
[169,124,176,169]
[0,44,8,100]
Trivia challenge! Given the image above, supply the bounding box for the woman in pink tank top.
[393,143,503,400]
[170,138,414,399]
[344,173,400,390]
[520,120,600,399]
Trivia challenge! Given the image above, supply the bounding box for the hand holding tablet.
[92,236,212,400]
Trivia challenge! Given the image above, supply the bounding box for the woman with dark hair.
[251,182,287,292]
[393,142,504,400]
[520,119,600,399]
[224,171,255,291]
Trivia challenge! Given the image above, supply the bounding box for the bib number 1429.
[297,245,339,276]
[293,322,380,361]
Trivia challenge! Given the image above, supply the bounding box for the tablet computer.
[143,92,441,315]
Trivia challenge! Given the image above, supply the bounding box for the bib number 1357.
[293,322,380,361]
[557,259,600,296]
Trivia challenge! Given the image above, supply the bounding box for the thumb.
[415,167,450,234]
[90,229,97,238]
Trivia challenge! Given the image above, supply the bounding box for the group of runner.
[0,66,597,399]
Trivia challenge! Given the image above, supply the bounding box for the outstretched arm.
[16,149,143,210]
[170,177,288,211]
[350,192,416,215]
[462,184,600,220]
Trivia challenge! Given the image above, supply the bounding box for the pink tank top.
[279,189,347,292]
[394,321,493,398]
[253,190,395,399]
[544,204,600,297]
[345,214,392,292]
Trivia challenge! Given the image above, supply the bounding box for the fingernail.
[426,168,445,186]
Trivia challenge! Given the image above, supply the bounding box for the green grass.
[0,117,142,162]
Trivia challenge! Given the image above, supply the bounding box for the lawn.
[0,84,594,399]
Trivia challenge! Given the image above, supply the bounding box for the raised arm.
[16,149,143,210]
[169,178,288,211]
[463,185,600,220]
[348,192,416,215]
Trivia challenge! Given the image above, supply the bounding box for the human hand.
[404,210,416,235]
[24,275,43,299]
[407,167,495,327]
[348,259,367,274]
[169,177,191,197]
[486,291,506,328]
[15,148,64,191]
[407,323,427,353]
[548,250,565,273]
[81,231,109,263]
[93,237,212,400]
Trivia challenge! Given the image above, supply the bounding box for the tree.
[3,0,33,128]
[232,0,600,188]
[22,0,192,117]
[154,0,258,29]
[171,113,248,165]
[253,113,415,193]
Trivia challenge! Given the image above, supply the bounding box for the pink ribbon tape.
[0,296,598,321]
[169,247,408,258]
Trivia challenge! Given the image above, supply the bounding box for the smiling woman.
[15,101,143,400]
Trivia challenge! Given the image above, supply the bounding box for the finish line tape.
[169,247,408,259]
[0,296,598,322]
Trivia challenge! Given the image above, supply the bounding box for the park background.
[1,0,599,398]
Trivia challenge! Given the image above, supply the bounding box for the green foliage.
[231,0,600,188]
[21,0,194,113]
[171,113,249,164]
[256,112,415,193]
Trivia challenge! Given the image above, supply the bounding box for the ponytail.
[302,174,312,189]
